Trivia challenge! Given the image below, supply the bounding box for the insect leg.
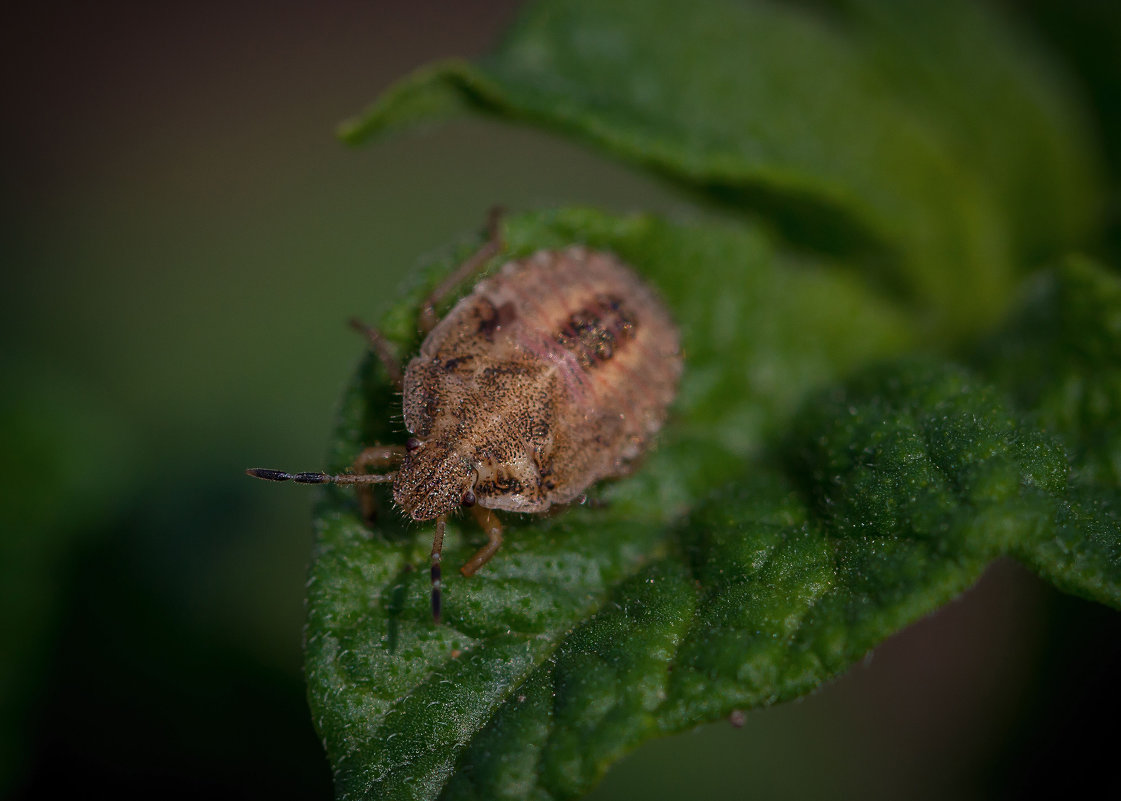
[418,206,505,334]
[348,319,404,390]
[460,506,504,577]
[430,514,447,623]
[351,445,406,524]
[351,444,406,469]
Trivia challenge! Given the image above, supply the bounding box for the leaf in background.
[341,0,1100,335]
[304,210,1119,800]
[0,359,137,790]
[836,0,1100,263]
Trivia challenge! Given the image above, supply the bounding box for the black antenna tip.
[247,468,291,481]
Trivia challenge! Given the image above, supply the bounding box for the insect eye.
[405,437,422,452]
[461,490,476,507]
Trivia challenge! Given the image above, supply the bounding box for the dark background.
[3,2,1119,798]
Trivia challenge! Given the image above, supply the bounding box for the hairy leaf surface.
[305,211,1119,801]
[306,0,1116,797]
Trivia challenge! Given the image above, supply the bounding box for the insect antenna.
[246,467,397,485]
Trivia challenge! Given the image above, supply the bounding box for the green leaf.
[973,256,1121,487]
[304,210,1119,800]
[305,208,909,799]
[305,0,1116,796]
[835,0,1100,262]
[784,359,1120,611]
[341,0,1100,335]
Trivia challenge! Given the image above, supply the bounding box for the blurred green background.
[3,2,1119,798]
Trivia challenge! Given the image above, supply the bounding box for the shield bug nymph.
[249,210,682,621]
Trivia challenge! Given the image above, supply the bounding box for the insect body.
[249,215,682,621]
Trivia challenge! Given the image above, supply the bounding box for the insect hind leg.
[418,207,505,334]
[348,319,404,390]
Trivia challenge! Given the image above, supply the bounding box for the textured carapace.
[394,246,682,520]
[247,231,683,621]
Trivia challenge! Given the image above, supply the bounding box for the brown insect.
[248,211,682,621]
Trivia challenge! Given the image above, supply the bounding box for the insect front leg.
[430,515,447,623]
[351,444,406,524]
[418,206,505,334]
[460,506,504,577]
[426,507,503,624]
